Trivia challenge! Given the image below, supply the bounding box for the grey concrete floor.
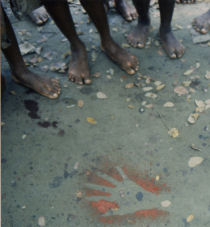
[1,1,210,227]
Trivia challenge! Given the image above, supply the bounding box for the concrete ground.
[1,1,210,227]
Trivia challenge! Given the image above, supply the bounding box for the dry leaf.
[86,117,97,124]
[205,71,210,79]
[145,92,157,99]
[125,83,134,89]
[168,128,179,138]
[96,92,107,99]
[77,100,84,108]
[186,214,194,223]
[174,86,188,96]
[128,105,135,109]
[143,87,153,92]
[163,102,174,107]
[156,84,165,91]
[188,113,199,124]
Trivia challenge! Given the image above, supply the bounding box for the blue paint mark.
[136,192,143,201]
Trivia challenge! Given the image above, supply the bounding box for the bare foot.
[12,69,60,99]
[192,10,210,34]
[68,44,91,84]
[160,30,185,59]
[115,0,138,22]
[127,23,150,48]
[29,6,49,25]
[102,38,139,74]
[176,0,195,4]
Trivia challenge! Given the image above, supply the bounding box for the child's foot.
[29,6,49,25]
[160,29,185,59]
[68,44,91,84]
[102,38,139,74]
[12,69,60,99]
[115,0,138,22]
[127,23,150,48]
[192,10,210,34]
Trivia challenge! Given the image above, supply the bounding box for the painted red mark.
[123,167,166,195]
[91,200,119,214]
[135,209,168,218]
[88,173,116,188]
[99,167,123,182]
[99,209,169,224]
[86,189,111,197]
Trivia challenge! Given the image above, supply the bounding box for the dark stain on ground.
[49,176,63,188]
[58,129,65,136]
[80,87,94,95]
[62,97,77,105]
[1,158,7,164]
[38,121,51,128]
[67,214,76,222]
[64,163,78,179]
[24,100,40,119]
[37,121,58,128]
[190,79,201,88]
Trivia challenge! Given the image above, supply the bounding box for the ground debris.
[188,113,200,124]
[77,100,84,108]
[145,92,157,99]
[186,214,194,223]
[163,102,174,107]
[188,156,203,168]
[168,128,179,138]
[174,86,188,96]
[96,92,107,99]
[125,83,134,89]
[86,117,97,124]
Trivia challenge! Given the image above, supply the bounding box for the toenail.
[170,53,176,59]
[137,43,144,48]
[85,79,92,84]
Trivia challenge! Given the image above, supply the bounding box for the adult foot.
[115,0,138,22]
[127,23,150,48]
[102,38,139,74]
[29,6,49,25]
[176,0,195,4]
[192,10,210,34]
[160,30,185,59]
[68,44,91,84]
[12,69,60,99]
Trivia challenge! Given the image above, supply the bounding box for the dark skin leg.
[127,0,150,48]
[192,9,210,34]
[1,6,60,99]
[42,0,91,84]
[115,0,138,22]
[159,0,185,58]
[80,0,138,74]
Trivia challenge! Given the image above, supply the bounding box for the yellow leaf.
[168,128,179,138]
[86,117,97,125]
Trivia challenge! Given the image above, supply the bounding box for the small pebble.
[22,134,27,140]
[96,92,107,99]
[163,102,174,107]
[186,214,194,223]
[125,83,134,89]
[161,200,171,207]
[139,108,145,113]
[188,156,204,168]
[38,216,46,226]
